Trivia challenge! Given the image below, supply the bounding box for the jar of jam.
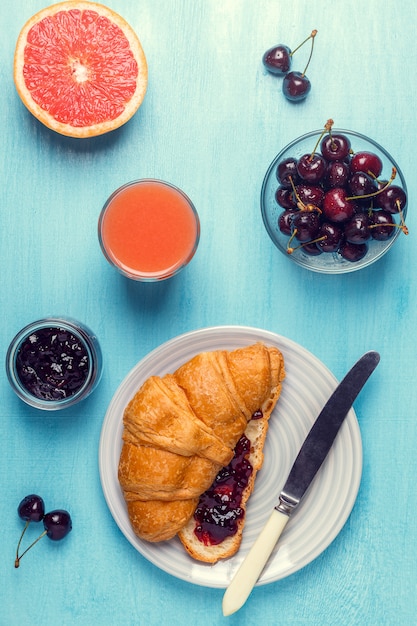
[6,317,102,410]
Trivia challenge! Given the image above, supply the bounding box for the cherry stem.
[346,167,397,201]
[368,222,408,235]
[15,529,47,568]
[290,29,317,58]
[286,228,298,252]
[301,30,317,77]
[309,119,334,161]
[15,520,30,567]
[397,200,409,234]
[287,235,326,254]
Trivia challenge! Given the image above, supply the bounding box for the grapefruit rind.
[13,1,148,138]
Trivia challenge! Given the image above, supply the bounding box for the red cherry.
[350,151,383,177]
[323,188,355,222]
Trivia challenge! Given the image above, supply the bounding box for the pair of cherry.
[262,30,317,102]
[15,494,72,568]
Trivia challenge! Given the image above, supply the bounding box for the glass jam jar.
[6,317,103,410]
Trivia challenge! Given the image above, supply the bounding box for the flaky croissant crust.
[118,342,285,542]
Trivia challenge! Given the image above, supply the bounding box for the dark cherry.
[43,510,73,541]
[18,494,45,523]
[297,153,327,183]
[296,184,324,208]
[193,434,252,546]
[276,157,299,188]
[344,213,371,244]
[282,71,311,102]
[291,211,320,241]
[262,45,291,75]
[323,188,355,222]
[278,209,297,235]
[320,133,351,161]
[275,187,297,210]
[348,171,378,198]
[15,504,72,568]
[302,241,322,255]
[339,240,368,262]
[15,494,46,569]
[369,210,395,240]
[350,151,383,177]
[325,161,350,188]
[263,31,317,77]
[375,185,407,214]
[316,222,343,253]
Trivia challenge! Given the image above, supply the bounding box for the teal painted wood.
[1,1,416,625]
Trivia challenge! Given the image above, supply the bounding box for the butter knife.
[222,350,380,616]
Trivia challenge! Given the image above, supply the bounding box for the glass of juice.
[98,179,200,281]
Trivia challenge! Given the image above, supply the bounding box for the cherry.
[290,211,320,241]
[43,510,73,541]
[297,153,327,183]
[344,213,371,244]
[282,30,317,102]
[262,45,291,75]
[262,30,317,76]
[18,494,45,523]
[323,188,355,223]
[275,187,297,210]
[350,151,383,177]
[348,172,378,198]
[325,161,350,188]
[369,210,396,240]
[375,185,407,213]
[316,222,343,252]
[276,157,299,188]
[302,241,323,255]
[15,494,45,568]
[339,240,368,262]
[282,72,311,101]
[320,133,351,161]
[278,209,297,235]
[296,184,324,208]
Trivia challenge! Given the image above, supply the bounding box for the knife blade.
[222,350,380,616]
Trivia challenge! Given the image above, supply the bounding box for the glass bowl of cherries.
[260,121,408,273]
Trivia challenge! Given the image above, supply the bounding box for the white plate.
[98,326,362,588]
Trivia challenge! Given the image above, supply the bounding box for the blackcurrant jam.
[6,318,102,410]
[193,433,254,546]
[15,327,89,400]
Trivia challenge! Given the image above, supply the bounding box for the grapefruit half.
[14,1,148,138]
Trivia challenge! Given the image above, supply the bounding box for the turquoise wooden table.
[1,1,416,624]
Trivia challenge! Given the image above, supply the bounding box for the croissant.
[118,342,285,551]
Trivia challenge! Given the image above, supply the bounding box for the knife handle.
[222,508,289,616]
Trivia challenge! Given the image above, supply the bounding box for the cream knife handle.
[222,508,289,616]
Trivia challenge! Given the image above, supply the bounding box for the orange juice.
[98,180,200,280]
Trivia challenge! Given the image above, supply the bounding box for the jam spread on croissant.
[193,410,263,545]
